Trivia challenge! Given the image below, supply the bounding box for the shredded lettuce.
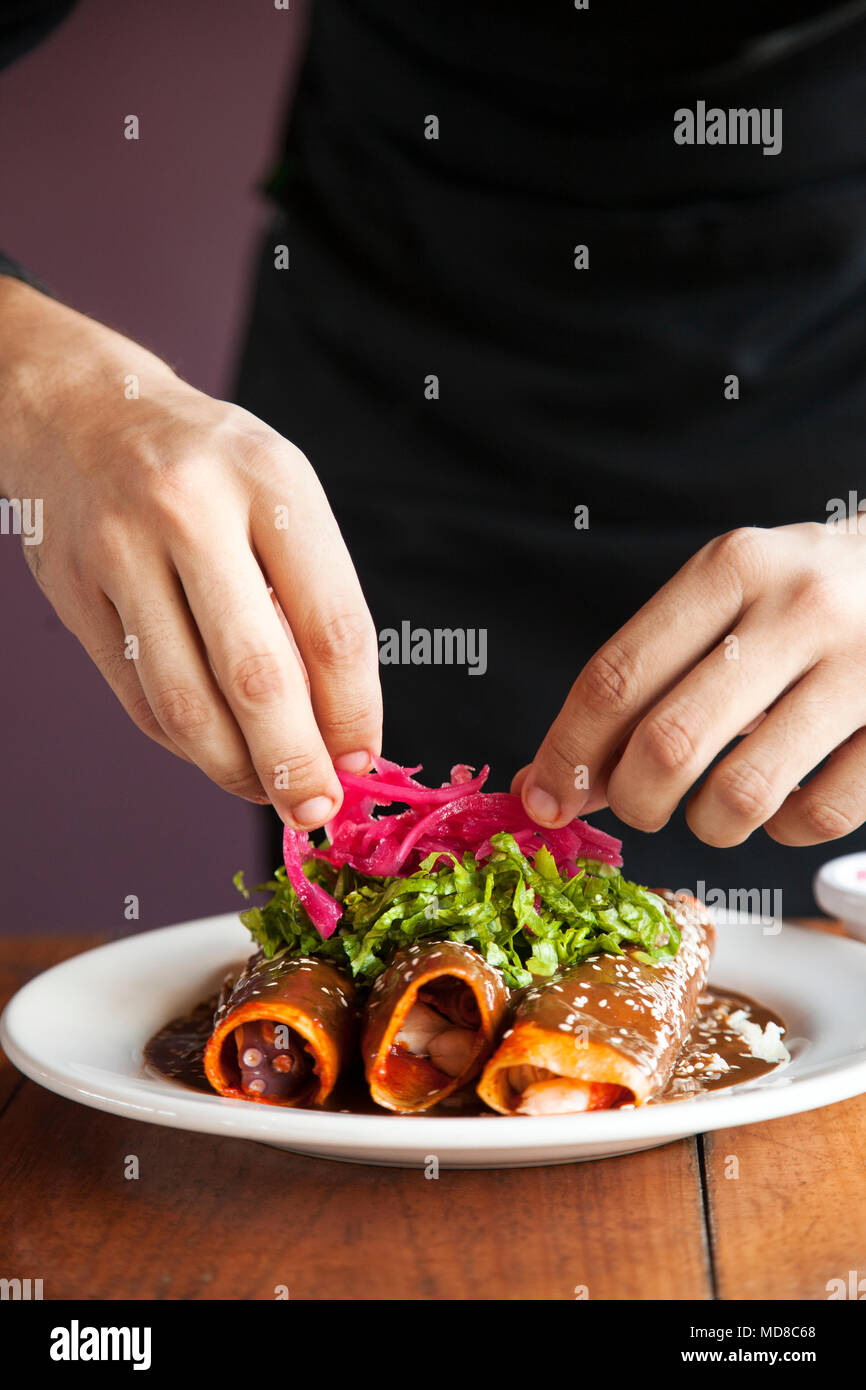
[234,831,678,992]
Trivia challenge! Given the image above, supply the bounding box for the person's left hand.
[513,522,866,848]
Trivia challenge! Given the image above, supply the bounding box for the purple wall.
[0,0,308,935]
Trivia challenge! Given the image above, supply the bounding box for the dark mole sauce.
[143,995,216,1093]
[654,987,788,1104]
[143,986,788,1116]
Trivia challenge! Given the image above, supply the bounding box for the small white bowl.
[814,852,866,943]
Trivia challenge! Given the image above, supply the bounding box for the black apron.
[236,1,866,913]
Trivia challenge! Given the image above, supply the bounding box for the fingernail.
[290,795,337,829]
[524,784,560,826]
[334,750,373,773]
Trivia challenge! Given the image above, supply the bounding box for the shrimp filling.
[393,977,481,1079]
[507,1066,627,1115]
[232,1020,313,1100]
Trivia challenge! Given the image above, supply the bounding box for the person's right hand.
[0,277,382,828]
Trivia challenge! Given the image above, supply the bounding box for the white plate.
[3,912,866,1168]
[814,850,866,943]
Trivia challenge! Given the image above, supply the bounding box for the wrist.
[0,278,177,495]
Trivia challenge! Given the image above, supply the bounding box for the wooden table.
[1,927,864,1302]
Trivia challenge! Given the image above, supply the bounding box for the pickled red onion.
[284,760,622,938]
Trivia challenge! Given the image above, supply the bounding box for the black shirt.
[236,1,866,909]
[6,1,866,909]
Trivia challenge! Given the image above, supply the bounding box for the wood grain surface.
[0,926,861,1301]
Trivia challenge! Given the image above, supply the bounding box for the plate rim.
[3,913,866,1155]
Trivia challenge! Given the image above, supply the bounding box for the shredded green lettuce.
[234,832,678,992]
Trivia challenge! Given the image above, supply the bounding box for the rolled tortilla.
[477,891,715,1115]
[362,940,510,1112]
[204,951,355,1107]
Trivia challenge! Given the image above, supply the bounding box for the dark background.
[2,0,861,937]
[0,0,310,935]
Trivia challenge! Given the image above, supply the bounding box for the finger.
[604,597,816,833]
[253,463,382,771]
[108,564,271,805]
[686,660,866,846]
[171,522,344,828]
[520,527,772,828]
[74,590,195,765]
[765,726,866,847]
[267,588,310,693]
[737,711,767,737]
[512,758,614,815]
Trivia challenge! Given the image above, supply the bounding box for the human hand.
[514,523,866,848]
[0,278,381,828]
